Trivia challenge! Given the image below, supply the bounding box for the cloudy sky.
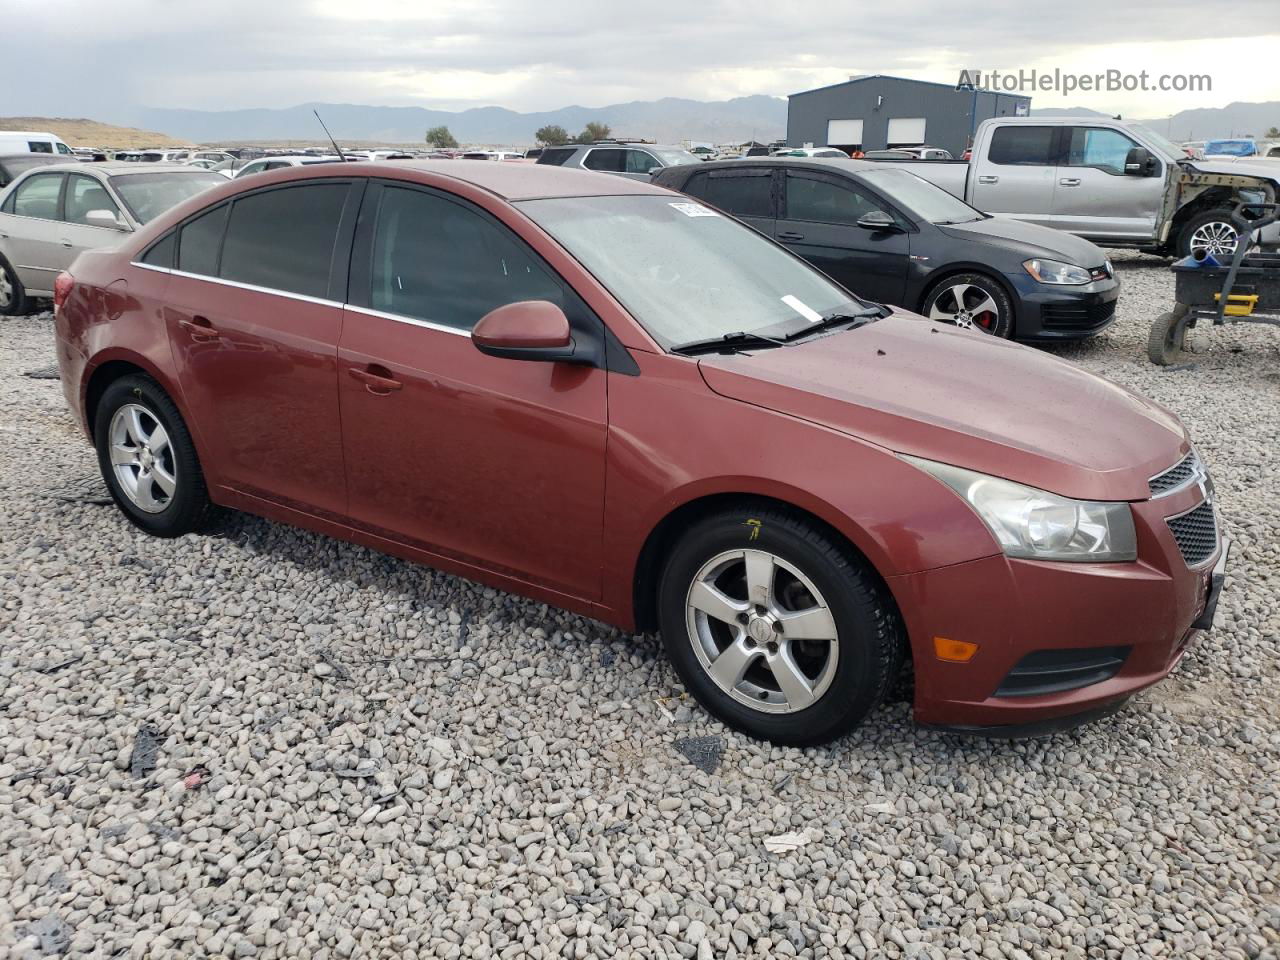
[5,0,1279,119]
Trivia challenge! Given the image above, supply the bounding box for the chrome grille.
[1167,501,1218,566]
[1149,451,1201,496]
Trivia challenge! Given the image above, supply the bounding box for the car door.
[680,167,776,235]
[0,171,66,294]
[59,173,131,264]
[338,181,608,599]
[776,169,910,305]
[970,125,1060,226]
[161,179,360,516]
[622,148,660,181]
[1052,126,1164,242]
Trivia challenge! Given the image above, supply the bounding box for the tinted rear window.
[584,149,625,173]
[219,183,348,298]
[178,205,229,276]
[685,171,773,219]
[141,232,176,268]
[536,148,577,167]
[988,126,1058,166]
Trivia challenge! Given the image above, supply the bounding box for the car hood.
[937,216,1107,267]
[697,313,1187,501]
[1187,157,1280,183]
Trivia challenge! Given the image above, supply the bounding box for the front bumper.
[889,481,1226,734]
[1007,272,1120,341]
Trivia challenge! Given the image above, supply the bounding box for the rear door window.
[583,149,625,173]
[685,170,774,219]
[178,205,229,276]
[624,150,658,174]
[536,147,577,167]
[987,126,1059,166]
[8,173,63,219]
[219,183,349,298]
[28,141,54,154]
[366,185,567,331]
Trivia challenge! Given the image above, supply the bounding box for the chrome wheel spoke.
[971,293,999,318]
[126,406,148,446]
[688,580,748,626]
[132,472,161,510]
[708,637,760,689]
[769,649,817,711]
[108,403,174,514]
[775,604,837,641]
[743,550,775,607]
[110,442,138,466]
[151,463,177,497]
[148,423,171,458]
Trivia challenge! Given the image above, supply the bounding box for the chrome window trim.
[127,262,471,337]
[344,304,470,338]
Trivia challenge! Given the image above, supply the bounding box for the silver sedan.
[0,162,225,314]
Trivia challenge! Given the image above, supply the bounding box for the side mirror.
[648,167,663,176]
[856,210,900,232]
[472,300,575,362]
[85,209,128,231]
[1124,147,1155,176]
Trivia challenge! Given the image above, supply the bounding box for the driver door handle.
[348,365,403,394]
[179,316,219,340]
[976,175,998,184]
[777,231,805,242]
[1059,177,1082,186]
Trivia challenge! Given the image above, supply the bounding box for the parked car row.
[48,160,1226,745]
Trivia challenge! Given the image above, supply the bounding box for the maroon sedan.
[54,161,1227,744]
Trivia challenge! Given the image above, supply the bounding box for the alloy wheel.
[108,403,177,513]
[0,269,12,309]
[684,549,839,714]
[1189,221,1238,257]
[927,282,1000,332]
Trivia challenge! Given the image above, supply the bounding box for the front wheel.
[0,255,28,317]
[94,374,211,536]
[922,273,1014,338]
[658,505,904,746]
[1179,208,1239,260]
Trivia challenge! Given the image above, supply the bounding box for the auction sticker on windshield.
[669,202,719,217]
[781,294,823,323]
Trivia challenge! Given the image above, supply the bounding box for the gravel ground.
[1,258,1278,960]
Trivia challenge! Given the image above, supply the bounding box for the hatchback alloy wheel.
[108,403,178,513]
[927,281,1001,332]
[686,548,839,713]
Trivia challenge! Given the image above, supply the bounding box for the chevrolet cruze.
[54,161,1227,745]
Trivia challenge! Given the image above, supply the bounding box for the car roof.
[346,159,670,200]
[672,156,878,177]
[20,161,222,177]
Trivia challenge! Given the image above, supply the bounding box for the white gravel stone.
[1,271,1277,960]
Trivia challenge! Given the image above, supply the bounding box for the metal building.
[786,75,1031,156]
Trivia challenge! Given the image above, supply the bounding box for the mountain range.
[99,96,1280,147]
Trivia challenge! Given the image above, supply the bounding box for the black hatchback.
[654,158,1120,340]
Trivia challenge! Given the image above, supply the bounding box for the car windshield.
[652,149,701,167]
[1205,140,1255,157]
[858,167,983,224]
[1125,124,1190,162]
[519,194,862,348]
[112,172,225,224]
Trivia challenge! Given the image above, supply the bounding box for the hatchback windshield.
[520,195,861,347]
[113,172,225,223]
[859,167,983,224]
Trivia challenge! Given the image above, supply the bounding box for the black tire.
[93,374,210,537]
[921,272,1015,338]
[0,254,28,317]
[657,503,904,746]
[1178,207,1238,260]
[1147,310,1188,365]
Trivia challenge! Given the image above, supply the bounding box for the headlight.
[1023,258,1092,285]
[904,456,1137,562]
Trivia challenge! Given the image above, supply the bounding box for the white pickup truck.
[877,117,1280,258]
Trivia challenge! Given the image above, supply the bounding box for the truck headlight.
[1023,258,1092,285]
[904,456,1137,562]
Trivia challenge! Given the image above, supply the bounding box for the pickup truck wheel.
[0,255,28,317]
[922,273,1014,338]
[1180,209,1239,259]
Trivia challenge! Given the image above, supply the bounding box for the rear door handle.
[179,316,219,340]
[777,231,805,242]
[976,175,998,184]
[348,365,403,394]
[60,240,74,248]
[1059,178,1081,186]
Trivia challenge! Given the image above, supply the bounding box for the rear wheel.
[657,504,904,746]
[922,273,1014,338]
[94,374,210,536]
[0,255,28,317]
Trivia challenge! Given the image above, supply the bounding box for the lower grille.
[1041,300,1117,331]
[995,645,1131,698]
[1167,501,1218,566]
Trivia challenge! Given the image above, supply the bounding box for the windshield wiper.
[782,305,886,341]
[669,330,788,356]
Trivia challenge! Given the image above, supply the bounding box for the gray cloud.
[5,0,1277,120]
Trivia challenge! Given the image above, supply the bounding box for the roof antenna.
[314,109,348,162]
